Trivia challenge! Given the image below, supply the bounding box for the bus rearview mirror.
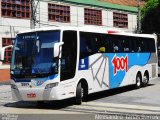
[53,42,64,58]
[0,45,13,61]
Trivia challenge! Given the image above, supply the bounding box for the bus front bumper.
[11,86,63,101]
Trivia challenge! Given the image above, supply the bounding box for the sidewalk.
[0,80,10,85]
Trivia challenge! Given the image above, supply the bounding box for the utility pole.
[30,0,40,29]
[137,0,141,33]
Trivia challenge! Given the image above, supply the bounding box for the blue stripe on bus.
[36,74,58,86]
[103,53,151,89]
[48,74,58,80]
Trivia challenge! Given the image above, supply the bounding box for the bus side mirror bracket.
[54,42,64,58]
[0,45,13,61]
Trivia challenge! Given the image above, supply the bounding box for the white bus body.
[4,26,157,104]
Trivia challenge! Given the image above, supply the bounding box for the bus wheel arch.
[135,71,142,89]
[75,79,88,105]
[142,70,149,87]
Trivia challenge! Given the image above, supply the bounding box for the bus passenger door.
[60,31,77,95]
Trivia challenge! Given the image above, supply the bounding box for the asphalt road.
[91,78,160,107]
[1,78,160,120]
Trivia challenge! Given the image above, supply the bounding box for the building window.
[1,0,30,19]
[2,38,12,64]
[84,8,102,26]
[48,3,70,23]
[113,12,128,28]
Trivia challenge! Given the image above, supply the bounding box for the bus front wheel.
[75,83,83,105]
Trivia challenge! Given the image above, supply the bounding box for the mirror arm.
[53,42,64,58]
[0,45,13,61]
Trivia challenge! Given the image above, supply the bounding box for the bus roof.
[18,26,156,39]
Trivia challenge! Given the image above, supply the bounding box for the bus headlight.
[45,82,59,89]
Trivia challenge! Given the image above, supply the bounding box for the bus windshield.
[11,30,60,78]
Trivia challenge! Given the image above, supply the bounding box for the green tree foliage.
[141,0,160,33]
[141,0,159,19]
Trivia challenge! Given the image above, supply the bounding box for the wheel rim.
[76,83,82,104]
[143,75,148,84]
[142,74,149,87]
[81,87,84,98]
[137,76,141,87]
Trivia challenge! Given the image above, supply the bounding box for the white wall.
[0,1,138,69]
[77,7,84,27]
[102,10,107,27]
[0,17,30,40]
[39,1,72,27]
[39,1,49,27]
[0,18,30,69]
[128,14,137,32]
[35,1,137,30]
[70,6,77,26]
[1,18,30,27]
[132,14,137,32]
[107,11,114,28]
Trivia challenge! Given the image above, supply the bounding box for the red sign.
[107,30,119,34]
[112,55,128,75]
[27,93,36,98]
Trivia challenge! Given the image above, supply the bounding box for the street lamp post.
[30,0,35,29]
[137,0,141,33]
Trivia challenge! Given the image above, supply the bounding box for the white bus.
[0,26,158,105]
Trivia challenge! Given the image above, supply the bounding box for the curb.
[83,102,160,112]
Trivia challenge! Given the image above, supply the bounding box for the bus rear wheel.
[142,73,149,87]
[75,83,83,105]
[135,74,142,89]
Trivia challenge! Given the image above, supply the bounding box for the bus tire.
[135,73,142,89]
[75,83,83,105]
[142,72,149,87]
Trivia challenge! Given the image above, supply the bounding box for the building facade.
[0,0,138,81]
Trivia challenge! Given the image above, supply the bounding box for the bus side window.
[109,35,123,53]
[80,35,87,58]
[80,32,93,58]
[104,38,110,53]
[97,34,111,53]
[136,39,147,52]
[130,37,136,52]
[96,34,106,53]
[148,38,156,52]
[122,39,130,52]
[88,33,105,54]
[136,40,142,52]
[112,40,120,53]
[80,37,87,53]
[80,32,103,56]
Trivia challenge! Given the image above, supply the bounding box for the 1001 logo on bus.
[112,55,128,75]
